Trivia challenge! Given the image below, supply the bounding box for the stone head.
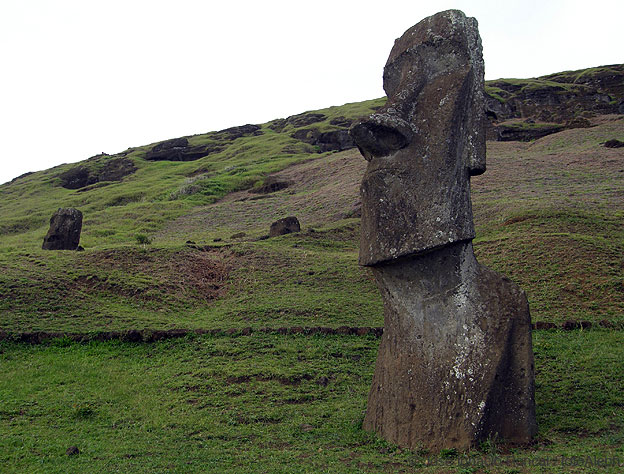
[351,9,486,266]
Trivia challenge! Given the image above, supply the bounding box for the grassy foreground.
[1,330,623,473]
[0,92,622,472]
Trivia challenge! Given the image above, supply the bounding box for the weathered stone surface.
[211,124,262,140]
[484,64,624,129]
[604,138,624,148]
[98,157,137,182]
[59,166,96,189]
[290,128,355,152]
[269,216,300,237]
[286,112,326,127]
[42,208,83,250]
[145,138,216,162]
[58,157,137,189]
[351,9,536,451]
[352,9,486,266]
[495,122,565,141]
[365,243,536,450]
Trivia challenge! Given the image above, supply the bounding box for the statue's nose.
[350,113,413,161]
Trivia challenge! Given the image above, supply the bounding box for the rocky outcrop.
[99,157,137,182]
[42,208,83,250]
[145,125,262,162]
[210,124,262,140]
[351,10,536,451]
[269,216,300,237]
[484,64,624,140]
[290,128,355,152]
[145,138,219,162]
[58,157,137,190]
[59,166,96,189]
[495,122,565,141]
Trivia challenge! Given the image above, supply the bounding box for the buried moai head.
[351,10,487,266]
[42,208,83,250]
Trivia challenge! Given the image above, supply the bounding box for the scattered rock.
[534,321,557,330]
[42,208,83,250]
[286,112,326,127]
[483,64,624,131]
[58,157,137,189]
[495,123,565,141]
[98,157,137,182]
[59,166,96,189]
[565,117,592,129]
[604,139,624,148]
[251,176,291,194]
[290,128,355,152]
[267,118,288,132]
[317,130,354,151]
[562,320,580,330]
[330,116,353,127]
[145,138,216,162]
[153,137,189,150]
[269,216,300,237]
[230,232,246,239]
[66,446,80,456]
[8,171,34,184]
[351,10,536,451]
[211,124,262,140]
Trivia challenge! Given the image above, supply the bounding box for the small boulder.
[66,446,80,456]
[604,139,624,148]
[565,117,591,129]
[42,208,83,250]
[269,216,300,237]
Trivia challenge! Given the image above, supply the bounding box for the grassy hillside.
[0,80,623,472]
[1,115,621,332]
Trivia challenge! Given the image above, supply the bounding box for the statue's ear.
[350,114,414,161]
[469,151,486,176]
[465,100,486,176]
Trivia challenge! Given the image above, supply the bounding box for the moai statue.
[350,10,537,451]
[42,208,83,250]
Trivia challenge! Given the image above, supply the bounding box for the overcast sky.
[1,0,622,184]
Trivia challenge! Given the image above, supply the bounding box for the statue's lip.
[364,167,407,175]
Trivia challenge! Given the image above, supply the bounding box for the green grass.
[0,330,622,473]
[1,117,622,331]
[0,82,623,472]
[0,99,385,250]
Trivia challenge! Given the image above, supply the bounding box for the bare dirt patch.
[155,150,367,242]
[74,247,231,301]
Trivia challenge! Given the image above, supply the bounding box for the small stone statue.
[42,208,83,250]
[350,10,536,450]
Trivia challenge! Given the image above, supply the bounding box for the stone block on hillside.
[269,216,300,237]
[42,208,83,250]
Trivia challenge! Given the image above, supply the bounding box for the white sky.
[1,0,622,184]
